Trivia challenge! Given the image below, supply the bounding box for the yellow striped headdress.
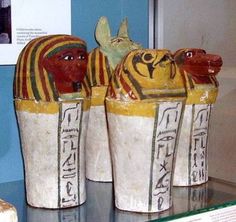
[14,35,90,102]
[87,47,113,87]
[107,49,186,101]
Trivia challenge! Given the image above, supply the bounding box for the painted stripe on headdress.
[87,48,113,87]
[15,35,88,102]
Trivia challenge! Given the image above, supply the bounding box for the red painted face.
[43,47,88,94]
[174,49,223,84]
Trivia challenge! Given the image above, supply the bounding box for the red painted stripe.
[120,74,137,100]
[98,50,105,85]
[21,41,36,99]
[38,57,50,101]
[15,52,23,98]
[109,85,116,99]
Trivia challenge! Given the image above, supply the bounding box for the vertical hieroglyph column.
[149,102,182,212]
[58,102,83,208]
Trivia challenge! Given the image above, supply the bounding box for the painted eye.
[142,53,155,63]
[116,38,123,43]
[158,136,174,142]
[186,51,193,58]
[194,131,206,137]
[63,55,74,61]
[111,38,124,44]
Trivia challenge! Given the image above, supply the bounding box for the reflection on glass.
[27,204,86,222]
[173,183,208,213]
[86,180,113,222]
[17,179,236,222]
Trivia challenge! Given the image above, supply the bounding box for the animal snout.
[206,54,223,67]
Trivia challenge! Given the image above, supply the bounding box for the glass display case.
[0,177,236,222]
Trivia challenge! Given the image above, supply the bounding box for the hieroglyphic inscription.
[150,102,182,211]
[189,104,211,185]
[58,102,83,208]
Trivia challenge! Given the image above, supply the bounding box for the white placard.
[0,0,71,65]
[173,204,236,222]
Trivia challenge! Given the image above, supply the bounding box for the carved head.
[95,16,142,70]
[174,48,223,84]
[107,49,186,101]
[15,35,88,102]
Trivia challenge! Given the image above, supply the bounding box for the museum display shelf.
[0,177,236,222]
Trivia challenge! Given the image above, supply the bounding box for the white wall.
[208,67,236,183]
[155,0,236,66]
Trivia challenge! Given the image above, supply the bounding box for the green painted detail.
[46,43,86,58]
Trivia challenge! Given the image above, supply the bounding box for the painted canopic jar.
[85,17,141,182]
[0,199,18,222]
[14,35,90,209]
[86,47,113,182]
[105,49,186,213]
[173,48,223,186]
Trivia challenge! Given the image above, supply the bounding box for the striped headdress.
[14,35,90,102]
[87,47,113,87]
[107,49,186,101]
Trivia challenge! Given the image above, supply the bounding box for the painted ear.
[117,18,129,38]
[174,49,185,65]
[95,16,111,47]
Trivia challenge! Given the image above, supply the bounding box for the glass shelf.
[0,177,236,222]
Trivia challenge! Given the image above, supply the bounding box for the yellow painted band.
[105,97,185,117]
[91,86,107,106]
[15,98,90,114]
[186,88,218,104]
[14,99,59,114]
[82,98,91,111]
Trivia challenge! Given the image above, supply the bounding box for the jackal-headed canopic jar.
[173,48,223,186]
[85,16,141,182]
